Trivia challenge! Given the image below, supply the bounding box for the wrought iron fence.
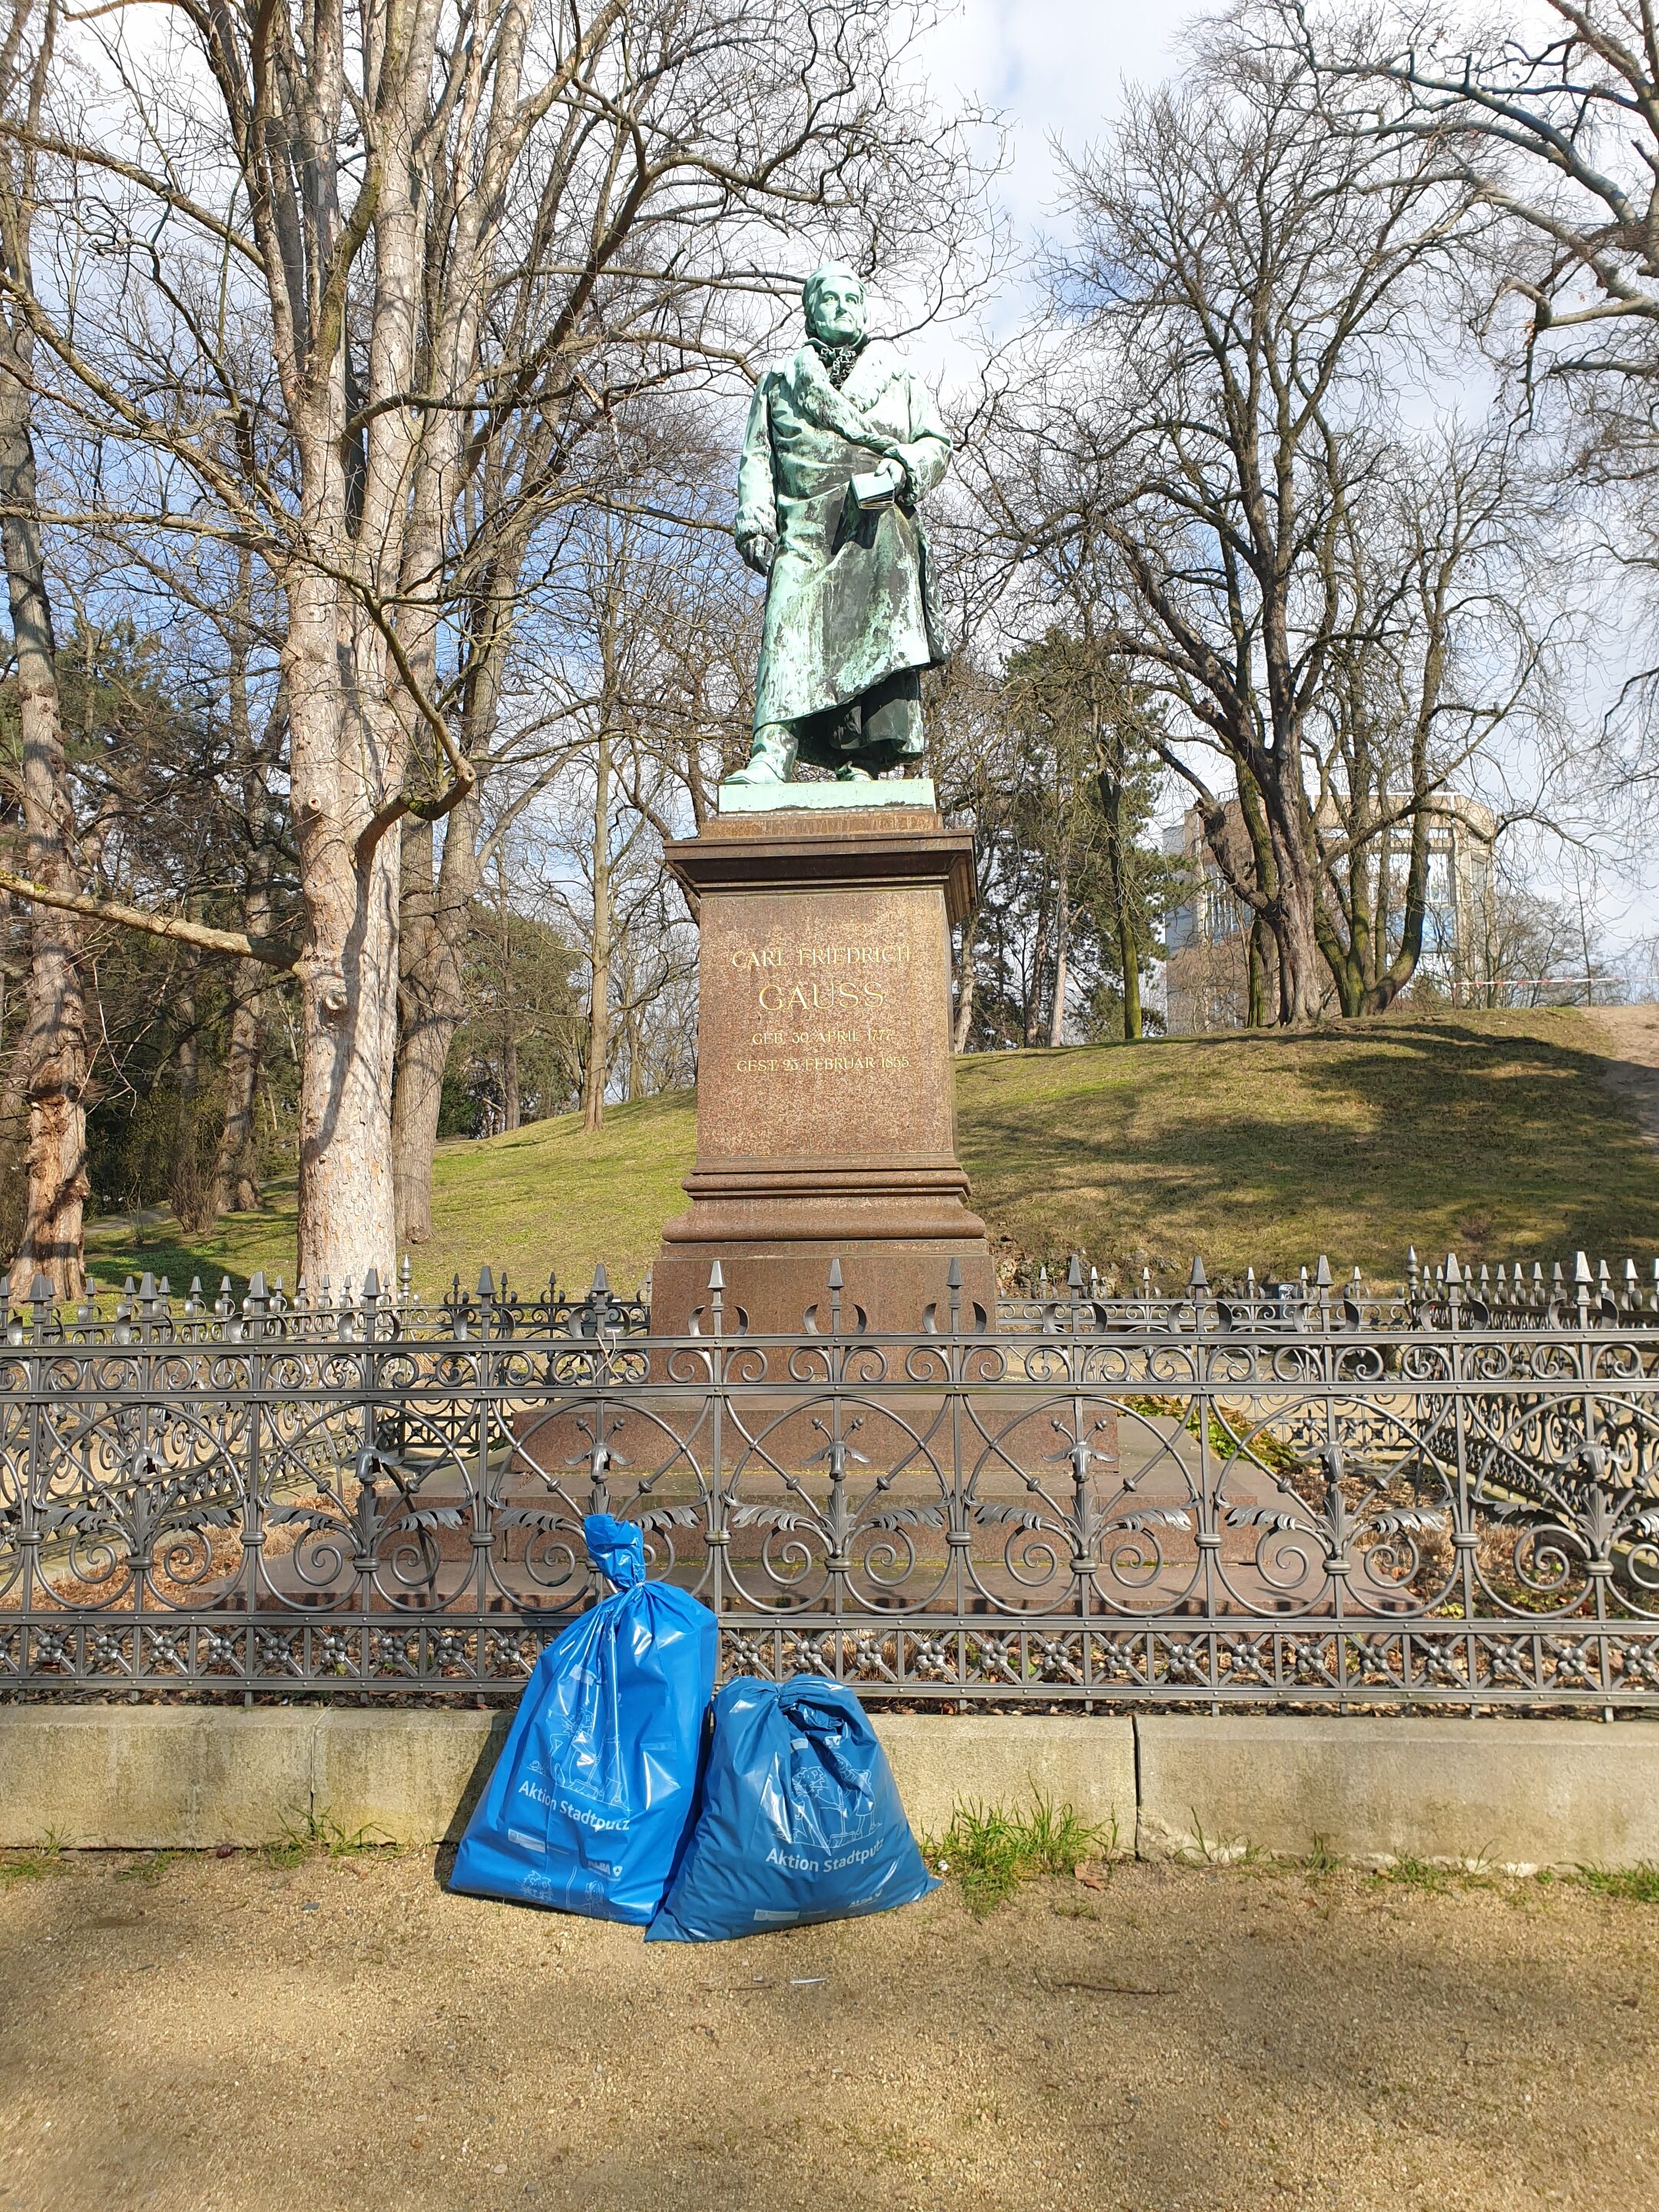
[5,1249,1659,1709]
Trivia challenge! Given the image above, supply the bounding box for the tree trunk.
[1098,767,1141,1041]
[1046,889,1069,1048]
[171,957,213,1233]
[390,550,507,1245]
[1247,916,1270,1029]
[210,548,272,1217]
[212,800,275,1218]
[0,357,86,1298]
[212,968,266,1214]
[497,848,520,1133]
[1266,808,1326,1027]
[392,785,483,1245]
[952,905,979,1053]
[0,971,28,1263]
[285,568,402,1288]
[1118,907,1142,1041]
[582,727,613,1133]
[1022,891,1051,1048]
[502,1033,520,1132]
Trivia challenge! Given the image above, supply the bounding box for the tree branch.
[0,865,300,970]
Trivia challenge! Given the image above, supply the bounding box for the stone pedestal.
[650,800,996,1334]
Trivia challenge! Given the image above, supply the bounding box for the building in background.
[1162,795,1498,1032]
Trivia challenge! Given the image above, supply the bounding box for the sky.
[919,0,1195,234]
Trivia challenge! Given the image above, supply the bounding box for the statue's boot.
[835,763,876,781]
[725,724,798,786]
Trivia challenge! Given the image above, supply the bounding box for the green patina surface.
[729,266,952,785]
[717,778,936,816]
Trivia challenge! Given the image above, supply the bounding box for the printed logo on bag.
[538,1670,631,1809]
[786,1760,882,1859]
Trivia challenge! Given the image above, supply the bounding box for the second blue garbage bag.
[450,1514,715,1924]
[646,1674,937,1942]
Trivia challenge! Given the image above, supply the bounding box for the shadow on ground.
[959,1010,1659,1281]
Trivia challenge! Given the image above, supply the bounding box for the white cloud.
[919,0,1195,231]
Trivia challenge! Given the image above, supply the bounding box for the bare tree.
[1287,0,1659,768]
[1306,427,1555,1012]
[975,33,1483,1022]
[0,0,993,1283]
[1289,0,1659,378]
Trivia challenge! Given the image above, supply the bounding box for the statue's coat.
[737,339,952,738]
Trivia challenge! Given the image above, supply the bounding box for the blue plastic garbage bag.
[450,1514,716,1924]
[646,1674,937,1942]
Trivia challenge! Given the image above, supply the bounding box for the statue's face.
[805,273,866,348]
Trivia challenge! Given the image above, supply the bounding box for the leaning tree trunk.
[0,356,86,1298]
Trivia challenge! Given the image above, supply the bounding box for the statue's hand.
[737,529,777,578]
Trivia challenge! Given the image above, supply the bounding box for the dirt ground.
[0,1848,1654,2212]
[1591,1003,1659,1167]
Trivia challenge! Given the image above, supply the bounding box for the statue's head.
[802,263,867,349]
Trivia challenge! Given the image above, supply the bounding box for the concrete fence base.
[2,1707,1656,1872]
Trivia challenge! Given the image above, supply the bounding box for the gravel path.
[1,1847,1654,2212]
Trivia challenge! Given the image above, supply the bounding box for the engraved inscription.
[691,879,956,1168]
[730,939,913,1075]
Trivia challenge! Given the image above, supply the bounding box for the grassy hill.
[81,1007,1659,1300]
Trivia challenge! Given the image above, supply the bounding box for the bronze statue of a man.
[727,264,952,785]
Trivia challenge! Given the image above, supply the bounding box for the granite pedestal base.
[651,803,995,1336]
